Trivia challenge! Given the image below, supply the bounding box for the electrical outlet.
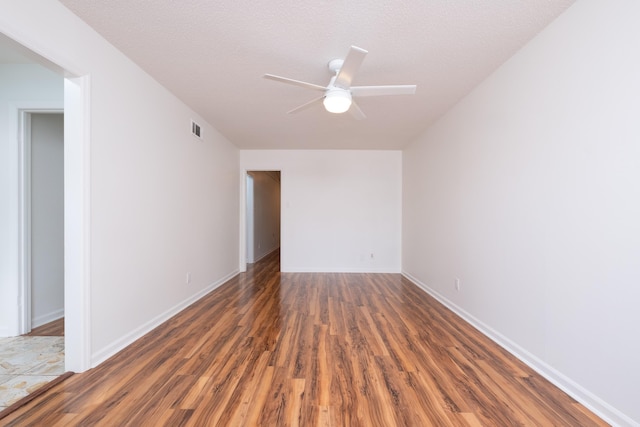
[186,272,191,284]
[455,278,461,291]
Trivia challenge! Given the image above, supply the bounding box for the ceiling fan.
[263,46,417,119]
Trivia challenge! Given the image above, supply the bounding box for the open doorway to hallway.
[28,112,65,333]
[0,60,66,411]
[246,171,281,270]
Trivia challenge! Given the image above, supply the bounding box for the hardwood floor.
[25,318,64,337]
[0,251,607,426]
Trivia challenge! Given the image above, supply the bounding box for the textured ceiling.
[56,1,574,149]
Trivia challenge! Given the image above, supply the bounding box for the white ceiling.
[21,1,576,149]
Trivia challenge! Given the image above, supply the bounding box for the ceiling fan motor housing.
[328,58,344,75]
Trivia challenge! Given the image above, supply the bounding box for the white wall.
[0,64,63,336]
[241,150,401,273]
[31,113,65,327]
[0,2,239,368]
[402,1,640,425]
[247,171,280,263]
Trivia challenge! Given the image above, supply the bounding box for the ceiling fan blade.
[349,100,366,120]
[351,85,417,97]
[287,95,325,114]
[334,46,368,89]
[263,74,326,92]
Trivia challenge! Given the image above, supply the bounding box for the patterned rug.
[0,336,65,409]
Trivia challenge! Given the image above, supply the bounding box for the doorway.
[0,111,66,411]
[0,32,91,373]
[245,171,281,268]
[27,112,65,332]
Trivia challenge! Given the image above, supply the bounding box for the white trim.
[15,106,65,336]
[245,173,254,264]
[91,270,239,367]
[239,169,248,272]
[401,271,636,427]
[18,109,32,336]
[282,266,401,273]
[63,75,92,373]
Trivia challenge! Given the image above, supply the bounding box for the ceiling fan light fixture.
[323,89,352,114]
[265,45,416,119]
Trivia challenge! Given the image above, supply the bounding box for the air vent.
[191,120,202,139]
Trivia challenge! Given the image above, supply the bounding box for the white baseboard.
[91,269,239,368]
[0,327,11,337]
[32,308,64,328]
[281,266,401,273]
[402,271,636,427]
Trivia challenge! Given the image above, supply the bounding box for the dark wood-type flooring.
[25,318,64,337]
[1,250,607,426]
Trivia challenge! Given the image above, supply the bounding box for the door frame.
[62,75,92,372]
[9,76,91,373]
[2,27,92,373]
[17,107,64,335]
[245,173,255,264]
[240,169,282,272]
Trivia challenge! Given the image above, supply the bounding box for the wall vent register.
[191,120,202,139]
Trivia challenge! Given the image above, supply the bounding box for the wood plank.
[25,318,64,336]
[0,249,608,426]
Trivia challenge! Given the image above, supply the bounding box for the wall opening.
[25,112,65,333]
[0,32,91,373]
[245,171,281,269]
